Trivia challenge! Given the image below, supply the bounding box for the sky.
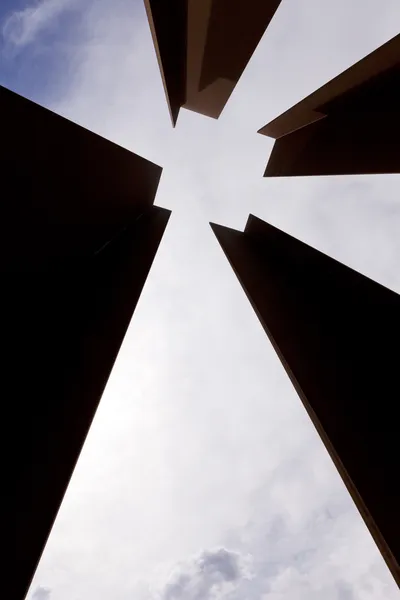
[2,1,400,599]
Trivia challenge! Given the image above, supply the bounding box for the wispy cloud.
[2,0,76,49]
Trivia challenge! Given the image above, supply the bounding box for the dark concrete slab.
[259,34,400,176]
[1,85,170,600]
[211,215,400,587]
[145,0,281,122]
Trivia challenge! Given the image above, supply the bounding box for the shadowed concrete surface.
[144,0,187,125]
[259,33,400,176]
[145,0,281,123]
[211,215,400,588]
[1,85,170,600]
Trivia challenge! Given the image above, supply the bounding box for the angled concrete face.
[1,86,171,600]
[144,0,187,126]
[145,0,281,123]
[211,215,400,587]
[259,34,400,176]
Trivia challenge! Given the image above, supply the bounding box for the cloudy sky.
[2,1,400,599]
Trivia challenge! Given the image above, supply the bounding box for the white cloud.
[2,0,77,49]
[159,548,249,600]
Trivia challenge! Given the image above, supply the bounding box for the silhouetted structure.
[211,215,400,587]
[259,33,400,176]
[1,85,170,600]
[145,0,282,124]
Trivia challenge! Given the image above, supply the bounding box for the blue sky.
[0,0,82,101]
[2,1,400,599]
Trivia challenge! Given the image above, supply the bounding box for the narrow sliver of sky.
[2,1,400,599]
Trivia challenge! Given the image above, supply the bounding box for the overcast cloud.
[1,0,400,599]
